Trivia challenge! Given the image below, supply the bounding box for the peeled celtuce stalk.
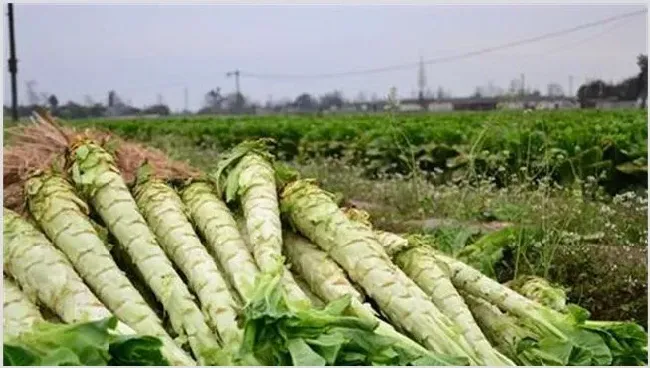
[236,215,311,308]
[211,141,313,305]
[283,231,366,303]
[373,229,412,255]
[4,276,170,366]
[434,251,569,334]
[293,275,325,308]
[283,231,367,313]
[433,251,613,366]
[212,141,284,272]
[462,293,551,365]
[25,172,195,366]
[283,231,469,365]
[279,180,477,362]
[364,227,515,366]
[66,140,221,365]
[133,174,242,353]
[3,208,131,335]
[180,181,259,302]
[505,275,568,313]
[394,245,515,366]
[505,276,647,365]
[3,276,44,339]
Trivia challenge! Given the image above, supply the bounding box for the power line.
[480,17,638,61]
[534,16,639,55]
[240,8,647,80]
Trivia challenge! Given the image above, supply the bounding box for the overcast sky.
[2,3,647,111]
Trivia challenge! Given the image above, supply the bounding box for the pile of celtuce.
[3,116,647,366]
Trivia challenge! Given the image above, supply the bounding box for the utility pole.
[417,56,426,102]
[226,69,241,96]
[226,69,241,113]
[568,75,574,97]
[7,3,18,121]
[520,73,526,96]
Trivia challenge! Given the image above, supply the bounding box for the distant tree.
[637,54,647,108]
[88,103,107,117]
[577,79,608,103]
[204,87,224,111]
[616,77,641,101]
[575,55,648,108]
[142,104,171,116]
[319,90,345,110]
[48,94,59,110]
[223,92,247,113]
[108,90,117,107]
[58,102,107,119]
[294,93,317,110]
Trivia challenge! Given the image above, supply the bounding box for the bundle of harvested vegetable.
[282,231,468,366]
[434,251,616,365]
[505,275,568,313]
[65,139,222,365]
[212,139,284,274]
[235,214,312,307]
[180,180,260,302]
[133,166,243,354]
[24,171,195,366]
[389,244,514,365]
[280,179,482,363]
[342,209,514,366]
[212,139,310,309]
[505,275,648,365]
[3,208,130,333]
[346,207,648,367]
[3,277,169,366]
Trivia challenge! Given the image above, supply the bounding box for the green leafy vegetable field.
[71,109,647,191]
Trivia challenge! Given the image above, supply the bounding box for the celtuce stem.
[67,140,220,365]
[25,172,194,366]
[134,177,242,352]
[181,181,260,303]
[3,208,132,335]
[3,276,44,339]
[280,180,477,363]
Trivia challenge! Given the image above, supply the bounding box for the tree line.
[4,54,646,120]
[576,54,647,108]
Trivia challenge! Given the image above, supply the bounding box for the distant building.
[428,102,454,112]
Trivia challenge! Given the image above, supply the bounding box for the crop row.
[73,110,648,191]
